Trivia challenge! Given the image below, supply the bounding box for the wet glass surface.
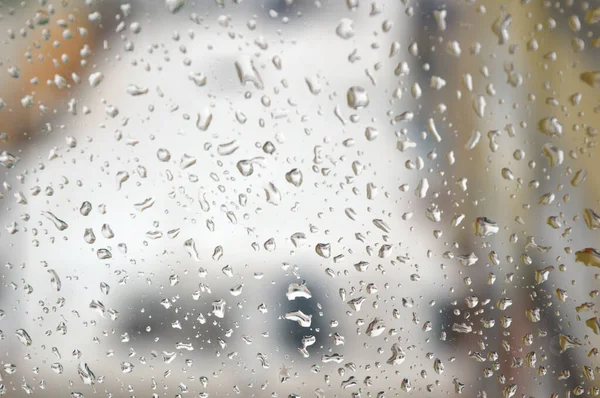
[0,0,599,397]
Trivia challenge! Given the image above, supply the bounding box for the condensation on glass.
[0,0,599,397]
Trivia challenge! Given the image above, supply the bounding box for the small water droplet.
[336,18,355,39]
[15,329,32,346]
[157,148,171,162]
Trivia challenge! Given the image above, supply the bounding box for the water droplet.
[558,334,582,353]
[180,154,197,169]
[134,197,155,212]
[41,211,68,231]
[88,72,104,88]
[217,140,240,156]
[116,171,129,190]
[97,248,112,260]
[33,10,50,25]
[157,148,171,162]
[571,168,587,187]
[387,343,406,365]
[78,362,96,385]
[0,151,20,168]
[48,269,61,291]
[80,201,92,216]
[285,169,303,187]
[541,144,563,167]
[315,243,331,258]
[492,12,512,44]
[84,228,96,244]
[291,232,306,247]
[538,117,563,137]
[452,323,472,333]
[196,108,213,131]
[575,248,600,267]
[50,363,63,374]
[584,208,600,230]
[525,307,541,323]
[365,318,386,337]
[580,71,600,88]
[121,362,135,373]
[165,0,184,13]
[101,224,115,239]
[100,282,110,295]
[472,95,486,118]
[284,310,312,327]
[473,217,499,237]
[212,299,226,318]
[415,178,429,198]
[188,72,207,87]
[212,245,224,261]
[15,329,32,346]
[126,84,148,96]
[184,238,201,261]
[335,19,355,39]
[347,86,369,109]
[286,281,312,300]
[264,182,281,205]
[235,56,264,89]
[586,317,600,335]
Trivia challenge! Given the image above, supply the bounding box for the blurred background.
[0,0,599,396]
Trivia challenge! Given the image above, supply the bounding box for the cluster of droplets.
[0,0,599,397]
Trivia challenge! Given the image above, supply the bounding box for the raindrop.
[41,211,68,231]
[48,269,61,292]
[235,56,264,89]
[285,169,303,187]
[284,310,312,327]
[15,329,32,346]
[80,201,92,216]
[157,148,171,162]
[0,151,20,168]
[335,19,355,39]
